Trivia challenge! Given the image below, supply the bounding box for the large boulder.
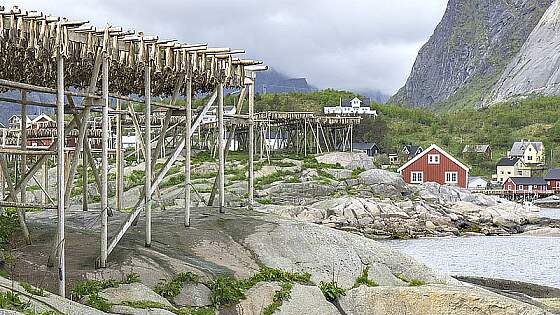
[173,283,213,307]
[316,152,375,170]
[99,283,173,308]
[276,284,339,315]
[357,169,408,197]
[244,219,454,289]
[338,285,548,315]
[226,282,281,315]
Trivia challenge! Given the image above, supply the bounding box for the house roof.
[462,144,491,153]
[397,144,470,173]
[468,176,488,183]
[496,157,521,167]
[351,142,378,151]
[341,97,371,107]
[403,145,422,157]
[508,177,547,186]
[544,168,560,180]
[510,140,543,156]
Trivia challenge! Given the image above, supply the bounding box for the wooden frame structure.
[0,6,266,296]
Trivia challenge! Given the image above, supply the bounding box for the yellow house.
[508,140,544,165]
[496,157,531,183]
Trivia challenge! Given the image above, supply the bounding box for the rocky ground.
[4,151,558,314]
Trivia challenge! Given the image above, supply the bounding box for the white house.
[201,106,236,124]
[323,97,378,117]
[8,114,54,130]
[468,176,488,190]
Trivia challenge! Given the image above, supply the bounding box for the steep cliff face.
[490,0,560,103]
[390,0,553,110]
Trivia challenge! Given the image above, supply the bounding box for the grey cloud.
[5,0,447,94]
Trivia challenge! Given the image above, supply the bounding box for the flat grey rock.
[173,283,212,307]
[99,283,173,308]
[276,284,339,315]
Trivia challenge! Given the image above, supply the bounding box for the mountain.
[254,67,317,94]
[490,0,560,103]
[390,0,553,110]
[355,89,391,104]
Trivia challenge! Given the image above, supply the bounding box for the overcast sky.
[4,0,447,95]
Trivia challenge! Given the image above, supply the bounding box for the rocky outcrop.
[276,284,339,315]
[390,0,553,109]
[338,285,548,315]
[491,0,560,103]
[258,182,540,237]
[99,283,173,308]
[316,152,375,170]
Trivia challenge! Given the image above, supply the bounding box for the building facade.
[397,144,470,188]
[503,177,548,193]
[323,97,377,116]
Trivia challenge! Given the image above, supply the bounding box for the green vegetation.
[154,272,200,300]
[319,281,345,301]
[262,282,293,315]
[303,157,342,170]
[395,274,426,287]
[352,266,378,288]
[70,273,141,302]
[0,290,57,314]
[256,197,272,205]
[126,170,146,187]
[209,266,311,307]
[351,167,366,179]
[122,300,214,315]
[255,170,297,190]
[21,282,45,296]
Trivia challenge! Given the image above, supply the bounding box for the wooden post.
[43,158,49,205]
[82,146,88,211]
[144,63,152,247]
[185,78,192,227]
[20,90,27,218]
[56,51,66,297]
[115,100,123,212]
[218,83,225,212]
[248,75,255,207]
[100,54,109,268]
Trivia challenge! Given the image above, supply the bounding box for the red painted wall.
[400,148,468,188]
[547,180,560,191]
[504,178,547,192]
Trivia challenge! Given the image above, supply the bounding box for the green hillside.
[189,90,560,177]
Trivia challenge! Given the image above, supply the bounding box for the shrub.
[319,281,345,301]
[353,266,378,288]
[154,272,200,300]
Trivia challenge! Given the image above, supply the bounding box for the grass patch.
[284,176,301,183]
[70,272,141,301]
[122,300,214,315]
[317,170,336,180]
[160,174,185,189]
[256,197,272,205]
[395,274,426,286]
[126,170,146,187]
[319,281,345,301]
[154,272,200,300]
[0,290,58,314]
[460,224,482,234]
[86,293,112,312]
[352,266,378,288]
[351,167,366,179]
[255,170,296,190]
[209,266,311,307]
[262,282,292,315]
[191,172,217,180]
[21,282,45,296]
[303,157,343,170]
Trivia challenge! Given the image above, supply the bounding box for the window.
[428,154,440,164]
[527,156,533,161]
[411,171,423,184]
[445,172,458,184]
[507,171,511,175]
[519,185,523,190]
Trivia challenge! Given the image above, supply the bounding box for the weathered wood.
[56,52,66,297]
[0,79,101,100]
[115,100,123,212]
[217,83,225,212]
[0,156,31,244]
[185,78,192,227]
[248,74,255,207]
[144,64,152,248]
[100,54,109,268]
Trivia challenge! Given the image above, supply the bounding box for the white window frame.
[428,154,440,164]
[411,171,424,184]
[445,171,458,184]
[518,184,523,190]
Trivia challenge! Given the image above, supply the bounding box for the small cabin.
[397,144,469,188]
[544,168,560,191]
[503,177,547,193]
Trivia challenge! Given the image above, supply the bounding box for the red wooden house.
[397,144,470,188]
[544,169,560,191]
[503,177,548,193]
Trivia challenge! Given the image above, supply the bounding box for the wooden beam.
[100,54,109,268]
[144,64,152,248]
[56,52,66,297]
